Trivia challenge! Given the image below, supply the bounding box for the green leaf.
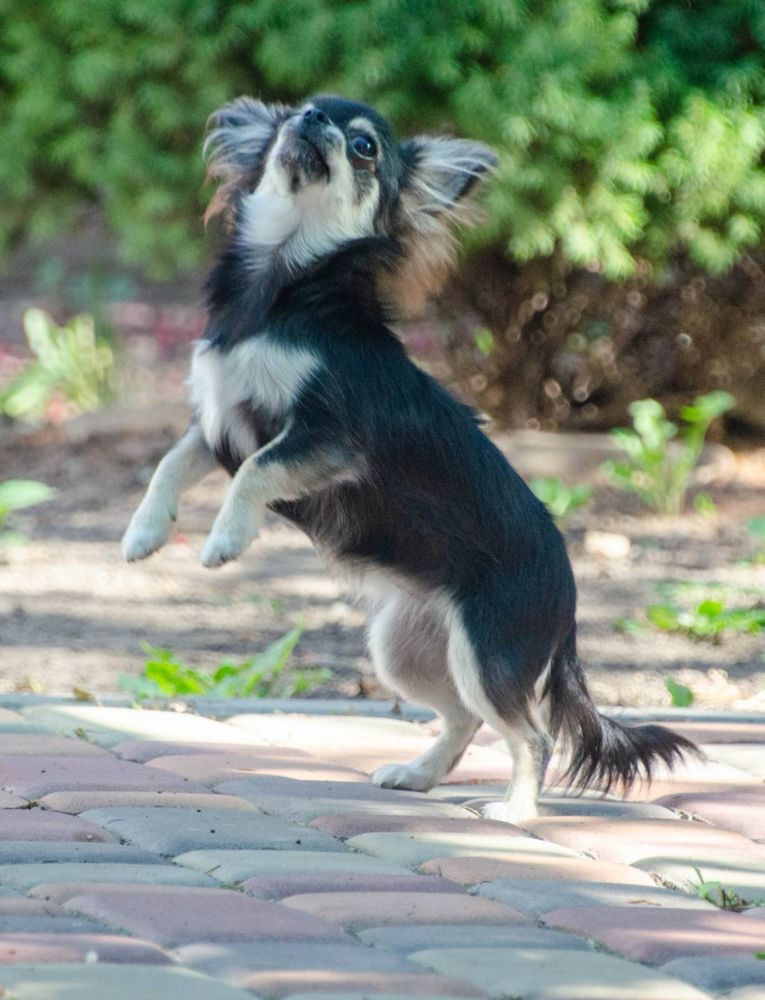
[665,677,694,708]
[0,480,55,520]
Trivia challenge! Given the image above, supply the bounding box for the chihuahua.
[122,95,695,821]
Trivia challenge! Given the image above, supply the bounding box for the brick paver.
[2,698,765,998]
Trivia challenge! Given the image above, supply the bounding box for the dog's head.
[204,94,496,312]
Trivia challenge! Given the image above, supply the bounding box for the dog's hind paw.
[480,799,538,824]
[372,763,436,792]
[121,518,171,562]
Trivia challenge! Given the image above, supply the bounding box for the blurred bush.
[0,0,763,280]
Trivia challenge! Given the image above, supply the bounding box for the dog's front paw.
[372,763,436,793]
[121,515,172,562]
[200,523,258,568]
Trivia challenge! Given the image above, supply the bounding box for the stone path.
[0,700,763,999]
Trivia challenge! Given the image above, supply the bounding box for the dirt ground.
[1,381,763,709]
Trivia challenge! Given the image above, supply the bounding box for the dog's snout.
[303,107,331,127]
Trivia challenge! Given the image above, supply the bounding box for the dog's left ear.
[384,136,497,315]
[400,136,497,221]
[203,97,290,224]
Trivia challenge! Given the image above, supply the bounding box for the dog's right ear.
[203,98,290,224]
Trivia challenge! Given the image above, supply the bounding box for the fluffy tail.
[547,628,700,793]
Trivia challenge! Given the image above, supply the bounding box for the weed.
[0,479,55,548]
[530,477,593,523]
[665,677,694,708]
[119,624,330,701]
[602,391,735,514]
[691,868,761,912]
[0,308,114,423]
[616,581,765,643]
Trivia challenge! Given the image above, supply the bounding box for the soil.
[1,361,764,709]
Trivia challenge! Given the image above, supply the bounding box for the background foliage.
[1,0,763,279]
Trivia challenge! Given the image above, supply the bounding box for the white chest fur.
[188,338,319,460]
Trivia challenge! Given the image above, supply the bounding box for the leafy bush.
[0,1,763,279]
[0,308,114,423]
[602,390,735,514]
[529,477,592,523]
[119,625,330,701]
[0,479,55,548]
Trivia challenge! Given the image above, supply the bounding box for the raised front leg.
[201,419,353,568]
[122,424,217,561]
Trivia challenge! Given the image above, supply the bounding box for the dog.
[122,95,697,821]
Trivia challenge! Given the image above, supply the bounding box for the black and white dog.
[122,95,695,821]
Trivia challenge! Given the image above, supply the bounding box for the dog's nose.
[303,107,332,127]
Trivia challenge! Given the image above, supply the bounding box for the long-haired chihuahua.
[122,95,696,821]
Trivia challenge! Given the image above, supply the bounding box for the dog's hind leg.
[368,590,480,792]
[446,610,552,823]
[122,423,218,561]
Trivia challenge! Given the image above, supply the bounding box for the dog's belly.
[188,336,319,470]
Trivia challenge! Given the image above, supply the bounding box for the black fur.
[204,228,697,793]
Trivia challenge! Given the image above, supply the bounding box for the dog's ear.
[203,98,290,224]
[384,136,497,315]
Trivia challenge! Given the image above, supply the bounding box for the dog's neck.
[204,235,400,351]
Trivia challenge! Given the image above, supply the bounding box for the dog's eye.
[351,135,377,160]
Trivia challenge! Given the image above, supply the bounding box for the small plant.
[0,308,114,423]
[0,479,55,548]
[119,624,330,701]
[530,477,593,523]
[665,677,694,708]
[691,868,760,912]
[617,582,765,643]
[602,391,735,515]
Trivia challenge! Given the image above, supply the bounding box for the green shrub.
[0,1,763,278]
[0,308,114,422]
[602,390,734,514]
[529,477,592,523]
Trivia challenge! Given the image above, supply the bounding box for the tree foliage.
[0,0,763,278]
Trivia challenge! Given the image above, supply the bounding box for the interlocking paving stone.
[217,774,424,801]
[282,995,478,1000]
[358,924,593,953]
[260,973,484,997]
[543,905,765,962]
[0,932,171,964]
[0,734,111,757]
[654,788,765,840]
[226,713,424,747]
[20,705,266,748]
[0,897,103,934]
[0,963,258,999]
[242,873,465,900]
[79,805,343,856]
[660,955,765,995]
[634,851,765,903]
[474,879,715,917]
[520,816,760,864]
[176,849,414,883]
[309,815,524,839]
[2,862,217,893]
[64,885,351,946]
[0,791,28,808]
[114,739,311,762]
[174,940,462,995]
[148,753,367,786]
[410,947,711,999]
[0,810,116,843]
[0,755,207,797]
[0,842,163,865]
[668,721,765,744]
[346,831,580,868]
[700,743,765,777]
[417,854,656,886]
[533,797,679,820]
[280,891,530,930]
[39,790,257,813]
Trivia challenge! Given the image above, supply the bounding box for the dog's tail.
[546,627,699,793]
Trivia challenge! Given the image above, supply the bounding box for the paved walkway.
[0,701,763,999]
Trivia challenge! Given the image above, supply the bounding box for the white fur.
[122,425,217,561]
[189,338,319,460]
[239,115,379,273]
